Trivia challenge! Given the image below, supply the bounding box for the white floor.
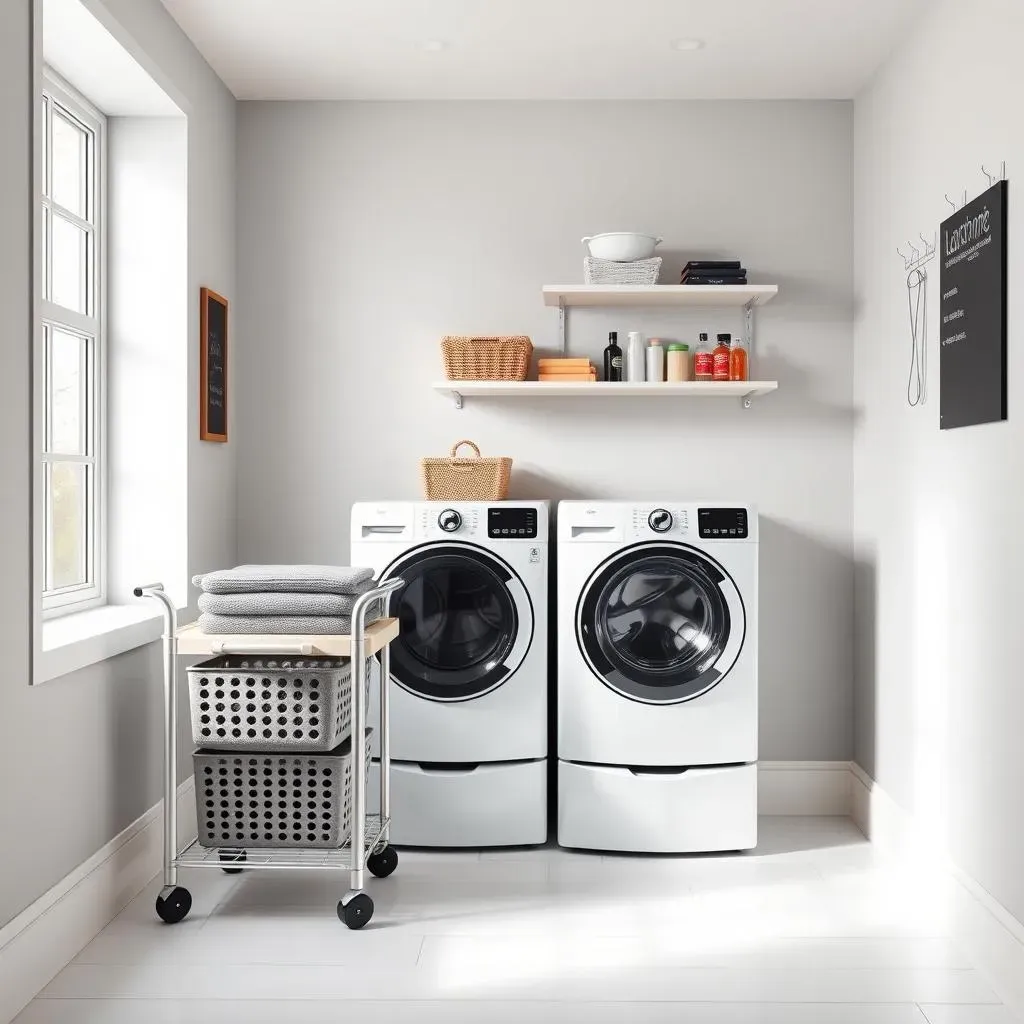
[15,817,1019,1024]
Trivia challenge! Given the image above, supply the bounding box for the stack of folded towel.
[192,565,381,635]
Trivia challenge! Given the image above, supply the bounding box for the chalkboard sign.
[940,181,1008,430]
[200,287,228,442]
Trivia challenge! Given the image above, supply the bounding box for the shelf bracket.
[741,395,753,410]
[448,389,463,410]
[558,300,567,354]
[744,300,755,356]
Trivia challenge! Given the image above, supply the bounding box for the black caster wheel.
[219,850,246,874]
[367,846,398,879]
[337,892,374,929]
[155,886,192,924]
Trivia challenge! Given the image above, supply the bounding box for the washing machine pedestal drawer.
[558,760,757,853]
[369,758,547,847]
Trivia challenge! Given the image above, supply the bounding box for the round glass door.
[384,544,533,701]
[577,543,745,704]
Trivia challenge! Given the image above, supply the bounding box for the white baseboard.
[758,760,851,815]
[0,777,197,1024]
[850,762,1024,1017]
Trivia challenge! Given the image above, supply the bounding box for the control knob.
[648,509,673,533]
[438,509,462,533]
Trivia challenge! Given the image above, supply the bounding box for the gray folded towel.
[198,585,374,617]
[198,608,382,635]
[192,565,374,596]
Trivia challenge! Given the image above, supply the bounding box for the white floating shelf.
[433,380,779,409]
[542,284,779,309]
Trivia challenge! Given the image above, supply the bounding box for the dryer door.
[382,543,534,702]
[577,542,745,705]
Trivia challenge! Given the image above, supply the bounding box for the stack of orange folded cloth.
[537,358,597,382]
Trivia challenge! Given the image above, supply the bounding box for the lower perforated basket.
[194,731,371,849]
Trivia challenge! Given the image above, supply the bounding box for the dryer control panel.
[698,507,749,539]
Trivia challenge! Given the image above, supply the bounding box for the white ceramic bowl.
[582,232,663,262]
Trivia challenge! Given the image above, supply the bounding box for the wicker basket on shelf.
[441,336,533,381]
[584,256,662,285]
[422,440,511,501]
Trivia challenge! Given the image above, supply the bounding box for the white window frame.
[37,68,107,618]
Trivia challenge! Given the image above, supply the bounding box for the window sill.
[37,603,184,684]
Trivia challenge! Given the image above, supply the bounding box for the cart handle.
[210,640,318,656]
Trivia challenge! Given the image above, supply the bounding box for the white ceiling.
[160,0,930,101]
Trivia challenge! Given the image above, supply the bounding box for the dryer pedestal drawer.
[557,760,757,853]
[369,758,547,847]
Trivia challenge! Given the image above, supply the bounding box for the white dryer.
[557,501,758,853]
[351,501,548,847]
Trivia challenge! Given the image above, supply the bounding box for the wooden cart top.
[175,617,400,657]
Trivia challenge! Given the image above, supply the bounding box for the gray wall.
[853,0,1024,922]
[236,100,855,763]
[0,0,235,929]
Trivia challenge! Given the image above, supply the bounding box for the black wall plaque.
[200,287,228,442]
[940,180,1008,429]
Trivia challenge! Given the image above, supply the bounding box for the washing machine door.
[382,543,533,702]
[577,542,745,705]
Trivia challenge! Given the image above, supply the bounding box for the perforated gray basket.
[194,731,371,849]
[187,655,373,752]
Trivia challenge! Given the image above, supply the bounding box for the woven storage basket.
[422,440,511,501]
[441,335,533,381]
[584,256,662,285]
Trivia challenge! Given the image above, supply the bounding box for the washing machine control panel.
[632,507,690,537]
[438,509,462,532]
[648,509,672,532]
[698,507,749,539]
[488,506,538,539]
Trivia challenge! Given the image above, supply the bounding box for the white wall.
[0,0,235,929]
[853,0,1024,923]
[236,100,855,762]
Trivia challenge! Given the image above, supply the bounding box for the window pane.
[51,213,88,313]
[41,206,48,300]
[41,97,48,198]
[48,461,87,590]
[49,328,86,455]
[51,109,87,218]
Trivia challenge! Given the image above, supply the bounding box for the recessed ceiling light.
[671,38,704,52]
[422,40,448,52]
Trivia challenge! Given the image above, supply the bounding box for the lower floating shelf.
[433,380,779,409]
[176,815,388,871]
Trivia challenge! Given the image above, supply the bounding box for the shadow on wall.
[854,556,877,778]
[758,516,854,761]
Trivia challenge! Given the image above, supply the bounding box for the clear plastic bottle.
[646,337,665,382]
[729,334,748,382]
[694,333,713,381]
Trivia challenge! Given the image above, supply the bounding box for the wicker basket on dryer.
[422,440,511,501]
[441,335,533,381]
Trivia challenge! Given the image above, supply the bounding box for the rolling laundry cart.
[135,578,405,929]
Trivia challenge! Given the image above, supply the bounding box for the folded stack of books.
[537,358,597,382]
[681,261,747,286]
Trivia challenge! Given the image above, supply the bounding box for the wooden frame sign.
[200,287,228,442]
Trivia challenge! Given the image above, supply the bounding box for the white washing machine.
[351,501,548,847]
[557,501,758,853]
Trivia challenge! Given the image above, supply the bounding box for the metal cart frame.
[135,578,405,929]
